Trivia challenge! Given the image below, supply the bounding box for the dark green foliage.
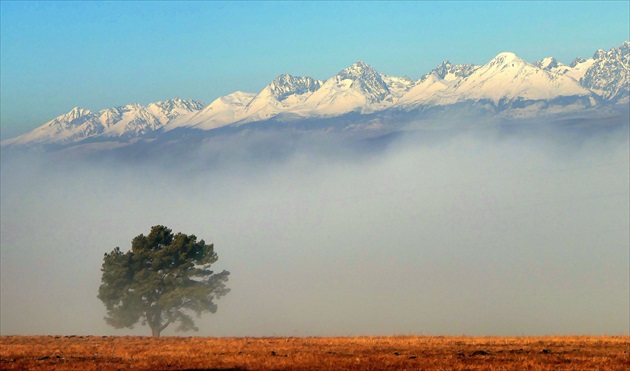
[98,225,230,337]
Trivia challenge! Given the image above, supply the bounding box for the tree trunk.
[147,310,171,337]
[148,311,162,338]
[151,325,161,338]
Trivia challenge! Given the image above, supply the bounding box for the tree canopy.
[98,225,230,337]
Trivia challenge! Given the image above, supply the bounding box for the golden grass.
[1,335,628,370]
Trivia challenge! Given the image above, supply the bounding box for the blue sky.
[1,1,628,140]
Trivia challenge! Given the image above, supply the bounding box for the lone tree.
[98,225,230,337]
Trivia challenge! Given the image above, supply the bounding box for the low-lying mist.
[1,120,628,337]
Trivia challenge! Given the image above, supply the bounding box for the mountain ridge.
[3,41,628,150]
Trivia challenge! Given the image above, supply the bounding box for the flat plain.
[1,335,628,370]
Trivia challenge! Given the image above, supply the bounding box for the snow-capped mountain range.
[3,41,628,149]
[4,98,205,146]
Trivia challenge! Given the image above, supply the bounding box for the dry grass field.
[1,335,628,370]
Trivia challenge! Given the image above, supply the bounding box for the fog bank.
[1,123,628,336]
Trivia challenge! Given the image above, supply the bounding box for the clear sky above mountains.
[1,1,628,140]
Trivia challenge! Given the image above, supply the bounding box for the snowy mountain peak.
[153,97,205,110]
[216,91,255,105]
[2,97,207,146]
[331,60,391,104]
[266,74,322,101]
[431,60,479,80]
[580,41,629,103]
[535,57,562,70]
[149,98,204,113]
[163,92,254,132]
[570,57,586,68]
[206,91,255,113]
[399,49,595,112]
[64,107,93,121]
[146,98,205,121]
[337,60,380,80]
[237,74,324,122]
[593,49,606,59]
[295,60,394,115]
[433,61,454,77]
[1,106,100,146]
[486,52,528,69]
[123,103,143,111]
